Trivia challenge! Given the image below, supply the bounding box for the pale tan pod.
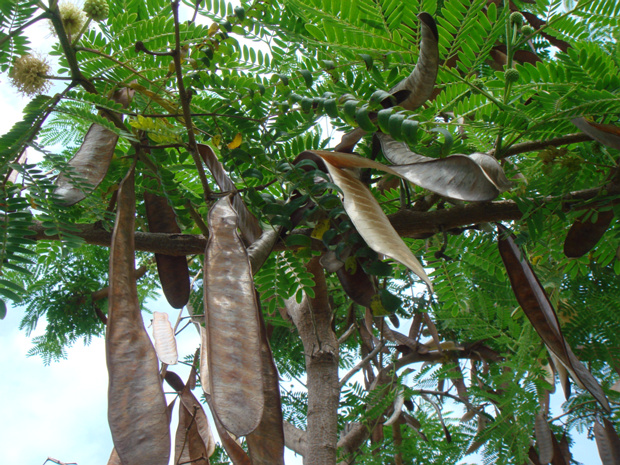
[384,387,405,426]
[199,326,211,395]
[152,311,178,365]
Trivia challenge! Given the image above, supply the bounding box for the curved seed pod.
[467,153,514,192]
[246,304,285,465]
[549,353,570,399]
[106,449,121,465]
[315,154,432,289]
[164,371,217,461]
[56,87,135,206]
[152,311,178,365]
[175,402,210,465]
[535,412,553,464]
[205,396,252,465]
[497,224,610,412]
[336,257,377,307]
[55,125,119,206]
[594,418,620,465]
[199,326,211,395]
[204,195,264,437]
[384,387,405,426]
[197,143,262,244]
[390,13,439,111]
[571,117,620,151]
[563,209,614,258]
[379,134,504,201]
[107,166,170,465]
[144,191,190,308]
[382,325,418,352]
[497,224,570,363]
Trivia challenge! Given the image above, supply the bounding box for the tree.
[1,0,620,463]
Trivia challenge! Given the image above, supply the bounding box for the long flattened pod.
[246,305,285,465]
[390,13,439,111]
[144,191,190,308]
[56,88,135,205]
[55,124,118,206]
[107,167,170,465]
[198,144,262,244]
[497,224,610,412]
[563,209,614,258]
[204,195,264,437]
[164,371,216,462]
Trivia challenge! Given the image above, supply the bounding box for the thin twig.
[170,0,212,200]
[42,459,77,465]
[340,341,386,388]
[338,324,357,345]
[124,111,264,122]
[185,201,210,237]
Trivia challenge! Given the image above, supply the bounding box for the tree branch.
[491,133,593,158]
[283,421,307,457]
[26,183,620,254]
[170,0,212,199]
[336,343,503,461]
[91,265,149,301]
[340,341,386,388]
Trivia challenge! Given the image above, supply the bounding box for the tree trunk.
[287,257,340,465]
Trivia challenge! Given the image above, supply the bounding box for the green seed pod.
[388,113,405,139]
[401,119,419,146]
[343,100,359,126]
[324,98,339,118]
[377,108,393,134]
[234,6,246,21]
[300,97,313,113]
[355,105,376,132]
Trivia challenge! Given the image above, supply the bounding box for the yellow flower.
[9,54,51,97]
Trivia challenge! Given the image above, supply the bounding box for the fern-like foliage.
[0,0,40,71]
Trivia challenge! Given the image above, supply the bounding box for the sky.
[0,2,605,465]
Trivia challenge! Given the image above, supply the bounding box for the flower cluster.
[9,54,51,96]
[57,1,87,37]
[83,0,109,22]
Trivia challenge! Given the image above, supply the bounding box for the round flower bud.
[58,1,87,36]
[471,78,484,94]
[504,68,520,83]
[510,12,524,26]
[521,25,535,36]
[83,0,109,21]
[9,54,51,96]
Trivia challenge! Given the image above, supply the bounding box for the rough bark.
[286,257,340,465]
[283,421,307,456]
